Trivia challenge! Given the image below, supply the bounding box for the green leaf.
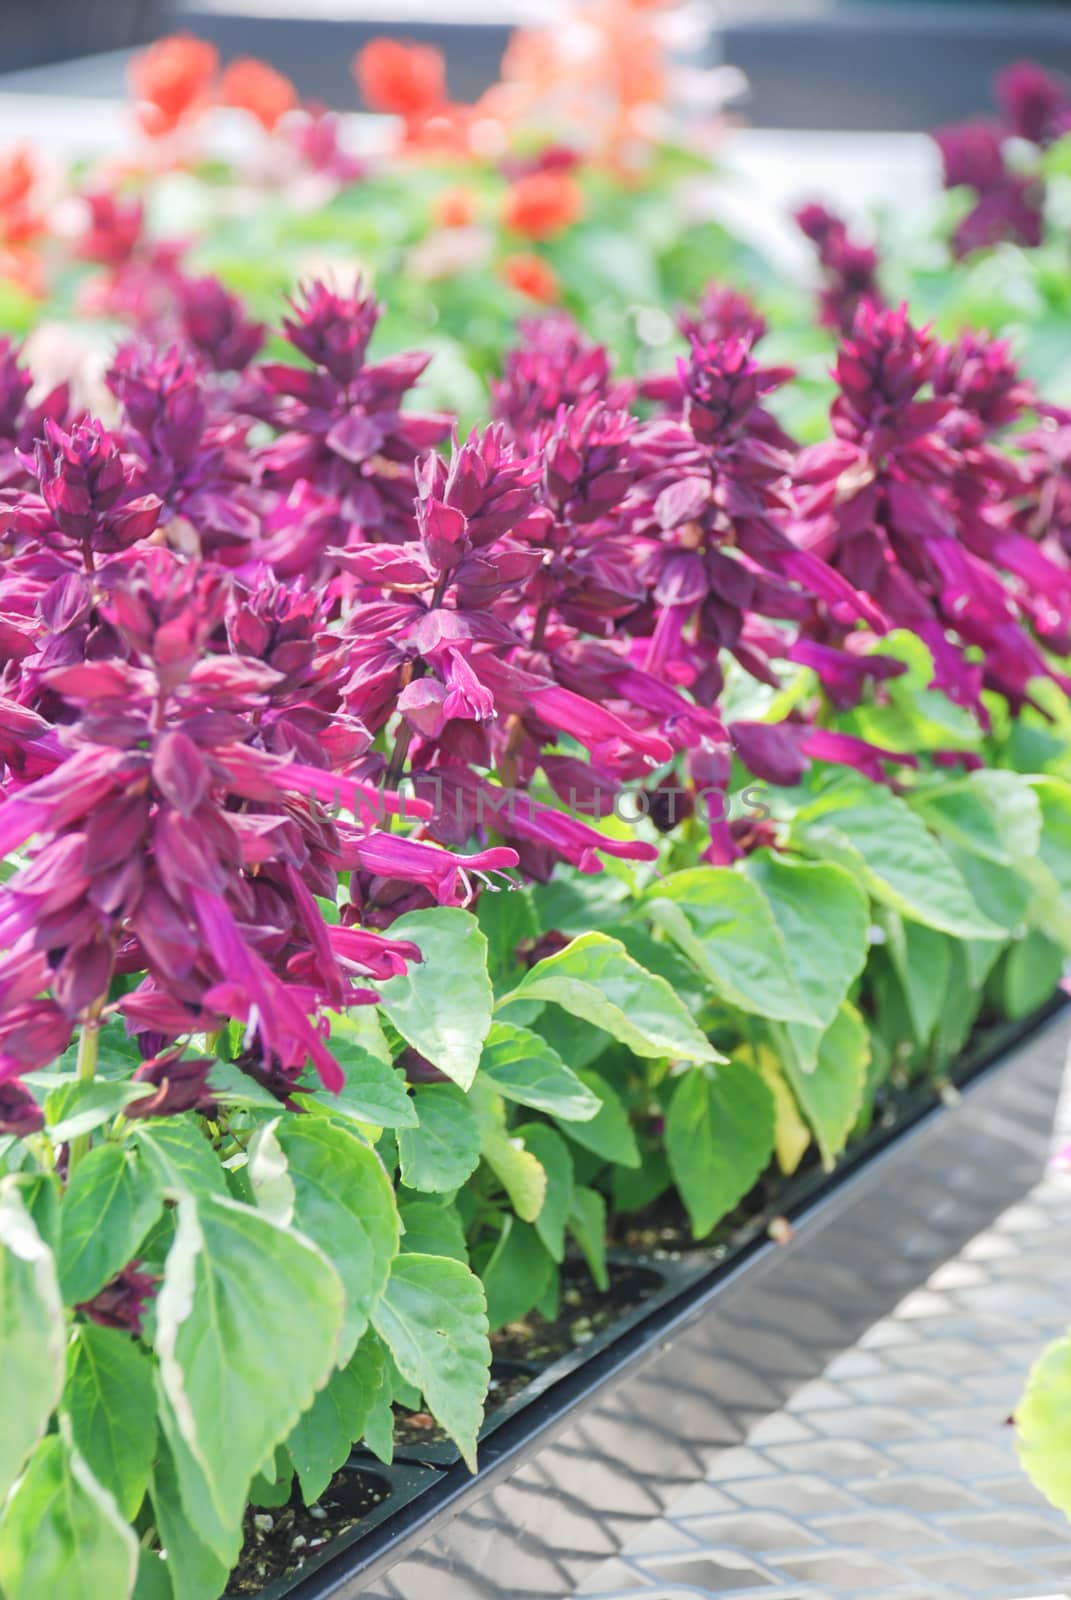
[154,1192,345,1562]
[0,1427,138,1600]
[476,884,538,986]
[0,1180,66,1500]
[1032,778,1071,895]
[1018,1330,1071,1518]
[298,1041,416,1130]
[249,1453,292,1507]
[45,1080,154,1144]
[397,1083,482,1194]
[371,1253,490,1469]
[743,852,869,1029]
[882,913,953,1046]
[130,1119,228,1198]
[481,1217,554,1330]
[64,1324,156,1521]
[473,1084,547,1222]
[665,1062,776,1238]
[359,1332,397,1464]
[375,908,493,1090]
[500,931,718,1061]
[529,872,630,935]
[204,1059,285,1112]
[567,1186,609,1292]
[949,848,1032,935]
[911,769,1041,865]
[277,1120,399,1361]
[531,1004,613,1071]
[479,1022,600,1120]
[1002,930,1065,1020]
[783,1003,870,1170]
[789,778,1003,940]
[57,1143,163,1305]
[609,924,709,1014]
[516,1124,574,1262]
[557,1068,640,1168]
[246,1119,294,1227]
[612,1148,672,1213]
[133,1547,173,1600]
[287,1330,388,1503]
[645,870,819,1024]
[149,1438,229,1600]
[398,1197,468,1262]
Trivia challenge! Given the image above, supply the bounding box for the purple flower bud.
[995,61,1071,146]
[77,1262,158,1336]
[177,275,265,371]
[0,339,33,439]
[491,313,633,443]
[126,1053,217,1119]
[679,283,767,347]
[35,419,127,539]
[731,720,809,787]
[0,1078,44,1138]
[31,417,162,555]
[283,280,380,386]
[682,336,765,444]
[933,121,1006,191]
[795,202,883,334]
[108,343,206,472]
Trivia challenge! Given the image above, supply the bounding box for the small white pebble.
[291,1535,307,1551]
[253,1514,273,1536]
[308,1504,327,1521]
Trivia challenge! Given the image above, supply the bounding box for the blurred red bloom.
[504,171,584,239]
[501,253,560,303]
[434,186,477,229]
[220,58,298,131]
[128,33,218,138]
[354,38,446,121]
[0,149,42,247]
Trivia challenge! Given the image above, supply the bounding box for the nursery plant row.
[2,27,1071,1600]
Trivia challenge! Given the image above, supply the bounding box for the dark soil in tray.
[394,1360,537,1447]
[227,1467,390,1596]
[393,1262,663,1447]
[608,1030,1005,1260]
[492,1260,663,1365]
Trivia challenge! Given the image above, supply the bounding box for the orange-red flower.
[354,38,446,122]
[0,148,41,245]
[503,171,584,239]
[501,252,560,303]
[0,245,43,299]
[219,58,298,131]
[128,33,218,138]
[433,186,477,229]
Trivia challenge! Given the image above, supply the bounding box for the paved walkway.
[574,1070,1071,1600]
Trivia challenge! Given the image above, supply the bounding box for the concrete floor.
[573,1064,1071,1600]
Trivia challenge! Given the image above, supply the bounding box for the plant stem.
[384,714,416,795]
[67,1005,102,1174]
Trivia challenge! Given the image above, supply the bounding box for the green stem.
[67,1014,101,1174]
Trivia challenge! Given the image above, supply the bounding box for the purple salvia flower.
[995,61,1071,146]
[795,202,884,333]
[32,418,161,559]
[177,275,266,372]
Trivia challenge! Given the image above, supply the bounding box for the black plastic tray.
[256,997,1070,1599]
